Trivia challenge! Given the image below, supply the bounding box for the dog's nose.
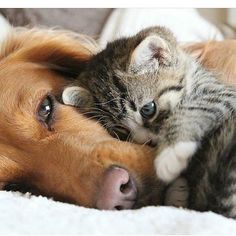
[96,166,137,210]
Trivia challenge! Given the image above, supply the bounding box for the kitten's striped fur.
[63,27,236,218]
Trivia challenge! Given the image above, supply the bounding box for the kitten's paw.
[165,177,189,208]
[154,141,197,183]
[62,86,93,109]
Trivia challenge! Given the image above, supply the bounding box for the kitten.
[63,27,236,218]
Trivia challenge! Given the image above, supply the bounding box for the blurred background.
[1,9,236,35]
[0,9,236,46]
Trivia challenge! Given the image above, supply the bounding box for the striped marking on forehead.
[112,75,128,94]
[158,85,183,98]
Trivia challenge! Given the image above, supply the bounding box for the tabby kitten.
[63,27,236,218]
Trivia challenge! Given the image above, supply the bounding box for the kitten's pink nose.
[96,166,137,210]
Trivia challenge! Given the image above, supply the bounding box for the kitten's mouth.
[111,126,158,147]
[145,139,157,147]
[111,126,131,141]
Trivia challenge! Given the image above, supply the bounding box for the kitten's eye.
[140,101,156,119]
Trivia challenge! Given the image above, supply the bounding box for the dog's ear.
[23,40,94,77]
[129,35,171,74]
[3,28,97,77]
[182,42,206,60]
[62,86,94,109]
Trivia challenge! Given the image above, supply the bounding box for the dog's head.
[0,28,162,209]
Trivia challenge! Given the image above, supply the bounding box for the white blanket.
[99,9,224,48]
[1,191,236,234]
[0,14,10,44]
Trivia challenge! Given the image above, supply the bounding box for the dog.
[0,27,161,210]
[3,27,233,211]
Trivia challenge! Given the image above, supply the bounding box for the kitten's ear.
[129,35,171,74]
[62,86,94,109]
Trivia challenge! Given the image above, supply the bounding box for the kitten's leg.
[155,141,197,183]
[164,177,189,208]
[154,101,219,183]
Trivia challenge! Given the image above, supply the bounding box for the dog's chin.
[3,172,164,210]
[3,182,43,197]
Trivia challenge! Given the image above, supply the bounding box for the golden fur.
[0,27,158,208]
[185,40,236,86]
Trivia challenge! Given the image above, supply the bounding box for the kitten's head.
[63,27,188,145]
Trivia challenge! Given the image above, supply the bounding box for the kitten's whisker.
[125,131,132,142]
[142,138,153,147]
[94,97,122,106]
[111,130,121,142]
[92,107,118,123]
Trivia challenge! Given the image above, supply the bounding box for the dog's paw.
[164,177,189,208]
[154,141,197,183]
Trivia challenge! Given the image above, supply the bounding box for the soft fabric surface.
[0,9,111,37]
[1,191,236,234]
[0,14,10,44]
[99,9,224,47]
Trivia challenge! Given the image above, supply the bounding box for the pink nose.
[96,166,137,210]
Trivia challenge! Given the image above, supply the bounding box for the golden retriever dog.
[185,40,236,86]
[3,27,233,211]
[0,27,161,210]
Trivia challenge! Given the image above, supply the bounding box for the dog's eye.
[140,101,156,119]
[37,95,55,130]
